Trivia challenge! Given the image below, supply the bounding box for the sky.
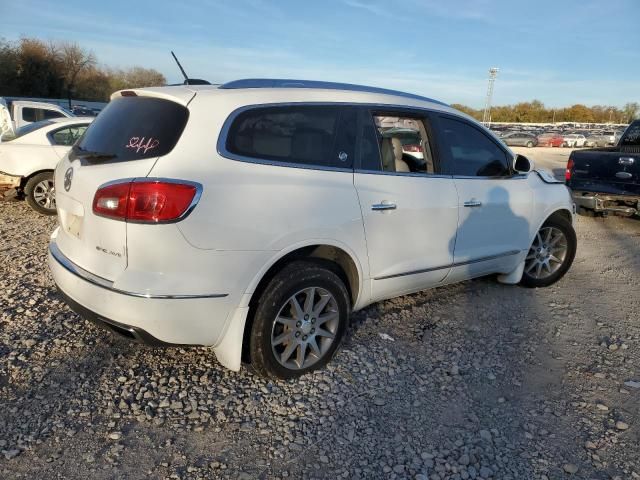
[1,0,639,108]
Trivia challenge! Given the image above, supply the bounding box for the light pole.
[482,67,499,126]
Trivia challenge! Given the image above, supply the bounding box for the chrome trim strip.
[49,242,228,299]
[374,250,521,281]
[354,169,452,179]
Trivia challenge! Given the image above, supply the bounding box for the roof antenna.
[170,51,211,86]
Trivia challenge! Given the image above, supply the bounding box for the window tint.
[12,120,55,139]
[50,125,88,146]
[22,107,37,122]
[439,117,510,177]
[43,109,64,120]
[76,97,189,162]
[359,112,437,174]
[620,122,640,147]
[226,106,355,169]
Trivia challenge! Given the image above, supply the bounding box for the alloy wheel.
[524,226,568,279]
[32,179,56,210]
[270,287,340,370]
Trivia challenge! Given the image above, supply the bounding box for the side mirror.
[513,154,533,173]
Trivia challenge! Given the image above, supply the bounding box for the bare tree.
[57,42,96,109]
[623,102,640,123]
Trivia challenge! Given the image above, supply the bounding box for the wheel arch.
[240,241,364,363]
[20,169,54,191]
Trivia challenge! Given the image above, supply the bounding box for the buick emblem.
[63,167,74,192]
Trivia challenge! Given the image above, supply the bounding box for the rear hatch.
[54,90,193,280]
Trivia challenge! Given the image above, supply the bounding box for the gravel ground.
[1,190,639,479]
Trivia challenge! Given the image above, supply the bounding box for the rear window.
[76,96,189,162]
[13,120,55,139]
[620,122,640,147]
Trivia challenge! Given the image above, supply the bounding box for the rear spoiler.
[110,87,198,107]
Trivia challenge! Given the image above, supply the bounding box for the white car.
[562,134,586,148]
[0,117,92,214]
[48,80,577,379]
[0,99,75,138]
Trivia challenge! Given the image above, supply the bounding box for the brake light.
[565,158,574,182]
[93,180,199,223]
[403,144,423,152]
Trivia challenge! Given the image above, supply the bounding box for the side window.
[22,107,37,122]
[51,125,88,146]
[43,109,65,120]
[226,106,355,169]
[439,116,510,177]
[359,111,437,174]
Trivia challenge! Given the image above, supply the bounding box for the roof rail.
[219,79,448,106]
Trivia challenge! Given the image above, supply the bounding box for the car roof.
[112,79,455,113]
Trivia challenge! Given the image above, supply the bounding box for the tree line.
[0,37,166,103]
[451,100,640,125]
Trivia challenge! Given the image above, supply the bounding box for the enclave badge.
[63,167,73,192]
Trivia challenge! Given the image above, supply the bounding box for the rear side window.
[76,96,189,161]
[50,125,88,146]
[620,122,640,147]
[438,116,510,177]
[226,105,356,169]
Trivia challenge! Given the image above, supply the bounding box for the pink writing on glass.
[125,137,160,154]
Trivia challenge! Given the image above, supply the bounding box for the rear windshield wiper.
[72,145,117,160]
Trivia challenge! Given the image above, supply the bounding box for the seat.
[391,137,410,172]
[380,137,395,172]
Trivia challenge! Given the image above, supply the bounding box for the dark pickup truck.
[566,120,640,216]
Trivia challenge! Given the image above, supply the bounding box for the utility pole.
[482,67,499,126]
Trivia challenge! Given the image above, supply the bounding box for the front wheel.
[25,172,56,215]
[249,260,350,379]
[526,141,534,148]
[520,216,576,288]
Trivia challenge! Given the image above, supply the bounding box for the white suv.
[48,79,577,379]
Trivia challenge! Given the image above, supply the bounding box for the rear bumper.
[48,239,236,346]
[0,172,20,198]
[572,190,640,215]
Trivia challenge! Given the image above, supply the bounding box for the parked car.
[562,134,586,148]
[537,133,564,147]
[567,120,640,217]
[602,131,617,145]
[501,132,538,147]
[0,98,75,138]
[48,79,577,379]
[71,105,97,116]
[0,117,92,214]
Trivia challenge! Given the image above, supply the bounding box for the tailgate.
[569,149,640,196]
[54,93,192,281]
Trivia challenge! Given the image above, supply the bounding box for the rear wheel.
[249,260,350,379]
[526,141,534,148]
[25,172,56,215]
[520,216,576,287]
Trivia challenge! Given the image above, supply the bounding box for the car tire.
[520,216,576,288]
[562,142,567,148]
[24,172,56,215]
[526,141,534,148]
[249,260,350,379]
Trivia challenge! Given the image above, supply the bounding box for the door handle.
[463,200,482,207]
[619,157,635,165]
[371,201,397,211]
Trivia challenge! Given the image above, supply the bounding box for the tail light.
[565,158,574,182]
[403,144,423,152]
[93,179,200,223]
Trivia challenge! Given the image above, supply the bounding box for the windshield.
[75,96,189,162]
[9,120,56,140]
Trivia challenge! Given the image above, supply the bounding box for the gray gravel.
[1,199,639,479]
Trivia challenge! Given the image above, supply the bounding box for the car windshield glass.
[620,123,640,147]
[11,120,55,140]
[75,96,189,162]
